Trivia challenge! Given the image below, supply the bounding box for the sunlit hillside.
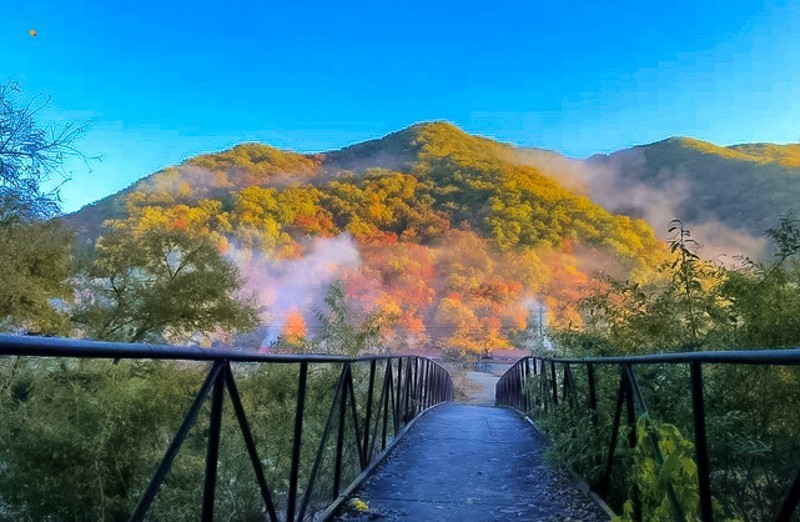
[64,122,667,355]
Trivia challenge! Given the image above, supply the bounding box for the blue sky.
[3,0,800,212]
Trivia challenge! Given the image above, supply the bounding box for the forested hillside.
[587,137,800,256]
[64,122,666,354]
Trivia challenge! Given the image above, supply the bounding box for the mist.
[226,235,361,346]
[512,148,767,260]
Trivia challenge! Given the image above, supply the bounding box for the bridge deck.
[337,403,608,521]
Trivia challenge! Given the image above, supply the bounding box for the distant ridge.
[65,122,800,258]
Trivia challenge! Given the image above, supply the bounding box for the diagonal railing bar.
[601,367,628,498]
[285,361,308,522]
[201,361,225,521]
[362,360,376,461]
[393,358,402,436]
[543,359,553,413]
[346,363,366,471]
[384,360,395,448]
[367,359,391,463]
[130,361,224,521]
[333,363,350,499]
[223,363,280,522]
[297,365,347,522]
[623,365,642,522]
[563,363,578,408]
[623,366,687,522]
[402,358,412,424]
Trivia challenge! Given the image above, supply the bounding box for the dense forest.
[33,117,672,355]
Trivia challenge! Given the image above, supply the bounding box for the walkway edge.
[317,401,451,521]
[502,405,617,519]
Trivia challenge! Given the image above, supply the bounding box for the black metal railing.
[0,334,453,521]
[496,350,800,522]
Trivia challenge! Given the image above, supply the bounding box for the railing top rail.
[0,334,443,365]
[514,347,800,366]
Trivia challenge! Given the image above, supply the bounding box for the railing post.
[438,364,443,404]
[427,361,432,404]
[523,358,531,413]
[395,358,403,433]
[624,364,642,522]
[403,358,413,423]
[587,363,598,426]
[201,362,226,521]
[551,361,559,406]
[346,365,365,470]
[419,358,425,410]
[409,357,416,418]
[601,367,627,497]
[333,363,350,498]
[382,360,392,450]
[532,357,539,412]
[690,361,714,522]
[416,358,422,411]
[286,361,308,522]
[363,360,376,463]
[511,362,517,408]
[587,362,600,475]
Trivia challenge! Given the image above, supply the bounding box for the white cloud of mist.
[690,221,767,263]
[512,148,766,259]
[226,235,361,346]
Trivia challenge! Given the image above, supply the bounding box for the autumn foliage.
[66,122,668,355]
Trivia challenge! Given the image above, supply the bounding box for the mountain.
[586,137,800,257]
[65,122,658,259]
[66,122,800,354]
[63,122,667,354]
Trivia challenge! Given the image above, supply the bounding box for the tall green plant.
[314,282,395,355]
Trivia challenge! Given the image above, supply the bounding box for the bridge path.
[337,403,608,521]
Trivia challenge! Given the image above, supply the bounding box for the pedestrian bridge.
[1,335,799,521]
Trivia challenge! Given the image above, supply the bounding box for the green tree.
[314,282,393,355]
[0,82,84,333]
[72,221,259,343]
[0,220,74,333]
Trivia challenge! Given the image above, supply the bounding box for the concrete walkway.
[460,370,499,406]
[337,404,608,521]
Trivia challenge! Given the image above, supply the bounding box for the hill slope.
[63,122,666,354]
[586,137,800,256]
[66,122,659,259]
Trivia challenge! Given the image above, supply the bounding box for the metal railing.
[496,350,800,522]
[0,334,453,521]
